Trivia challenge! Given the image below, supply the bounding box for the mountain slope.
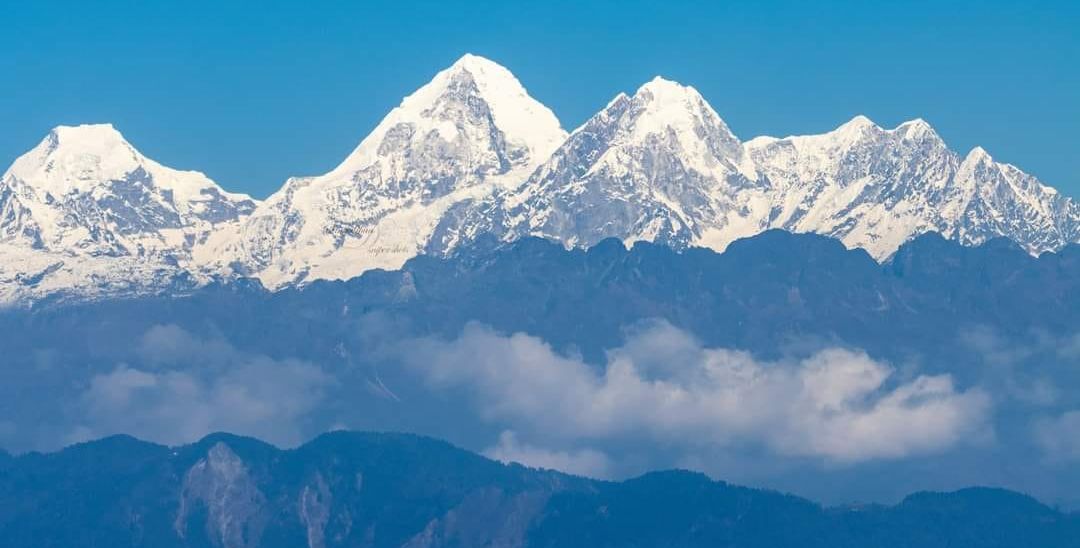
[945,146,1080,253]
[1,431,1077,548]
[0,60,1077,303]
[451,80,1079,261]
[0,124,256,304]
[747,117,1080,258]
[481,77,767,252]
[200,54,566,289]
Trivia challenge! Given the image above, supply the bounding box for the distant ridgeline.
[2,231,1080,508]
[5,229,1077,363]
[0,431,1077,548]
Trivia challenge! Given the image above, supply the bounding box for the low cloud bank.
[9,319,1080,507]
[69,325,335,447]
[484,430,613,479]
[403,321,991,465]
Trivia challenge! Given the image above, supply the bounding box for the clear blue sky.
[5,0,1078,198]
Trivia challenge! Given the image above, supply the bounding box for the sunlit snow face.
[0,54,1076,308]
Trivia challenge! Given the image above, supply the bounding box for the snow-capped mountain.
[745,116,1080,258]
[454,77,770,253]
[199,53,566,289]
[0,55,1077,305]
[442,77,1078,260]
[0,124,256,304]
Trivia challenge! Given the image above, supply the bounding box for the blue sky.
[4,0,1078,198]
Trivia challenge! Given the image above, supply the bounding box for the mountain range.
[2,230,1079,505]
[2,431,1078,548]
[1,53,1077,304]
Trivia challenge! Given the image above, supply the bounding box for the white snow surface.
[0,124,256,305]
[196,53,567,289]
[1,55,1077,305]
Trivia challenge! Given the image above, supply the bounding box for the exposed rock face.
[402,488,551,548]
[175,442,267,548]
[299,473,332,548]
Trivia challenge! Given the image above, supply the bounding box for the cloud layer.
[403,321,991,465]
[70,325,335,446]
[484,430,613,479]
[12,319,1080,506]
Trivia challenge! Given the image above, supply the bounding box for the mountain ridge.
[2,430,1077,548]
[0,123,256,305]
[1,54,1076,305]
[2,230,1079,504]
[196,53,568,289]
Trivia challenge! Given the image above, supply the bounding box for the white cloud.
[484,431,612,479]
[70,325,335,447]
[404,321,991,463]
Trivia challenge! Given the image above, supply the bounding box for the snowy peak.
[46,123,128,156]
[896,118,939,141]
[0,124,257,305]
[329,53,565,181]
[962,146,993,166]
[623,76,744,163]
[48,123,127,149]
[1,124,255,252]
[550,75,749,179]
[632,76,713,115]
[445,54,567,159]
[842,114,876,129]
[747,115,950,162]
[6,124,254,210]
[8,124,142,196]
[633,75,709,111]
[947,145,1078,255]
[743,114,1078,258]
[756,116,944,154]
[485,76,768,254]
[210,54,568,289]
[828,114,881,143]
